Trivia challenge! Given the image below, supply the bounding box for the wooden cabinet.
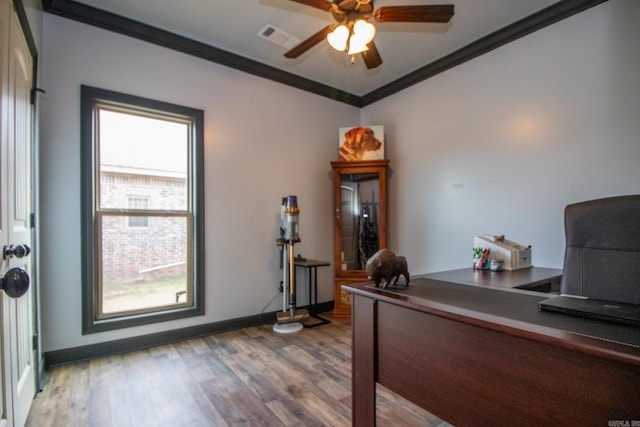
[331,160,389,318]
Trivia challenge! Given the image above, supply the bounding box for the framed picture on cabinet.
[338,125,384,161]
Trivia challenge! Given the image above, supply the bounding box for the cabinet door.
[331,161,388,277]
[331,160,388,318]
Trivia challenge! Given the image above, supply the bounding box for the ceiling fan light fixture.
[347,37,369,55]
[327,25,349,51]
[353,19,376,44]
[347,19,375,54]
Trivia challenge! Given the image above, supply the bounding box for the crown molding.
[42,0,607,108]
[361,0,608,106]
[42,0,361,106]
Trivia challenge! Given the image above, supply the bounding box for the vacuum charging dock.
[273,195,308,334]
[273,309,308,334]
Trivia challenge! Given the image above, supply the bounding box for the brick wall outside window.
[100,171,187,284]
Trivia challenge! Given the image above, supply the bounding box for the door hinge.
[32,334,38,351]
[30,212,35,228]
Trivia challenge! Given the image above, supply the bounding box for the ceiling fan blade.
[374,5,454,23]
[284,25,333,58]
[361,40,382,69]
[287,0,333,12]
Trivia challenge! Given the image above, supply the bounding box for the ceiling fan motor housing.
[332,0,374,22]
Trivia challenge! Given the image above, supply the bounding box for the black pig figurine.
[365,249,410,289]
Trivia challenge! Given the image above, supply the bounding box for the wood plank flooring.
[26,313,448,426]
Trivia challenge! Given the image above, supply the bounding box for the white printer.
[473,235,532,270]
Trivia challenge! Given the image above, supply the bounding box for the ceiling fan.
[284,0,454,69]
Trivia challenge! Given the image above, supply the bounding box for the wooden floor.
[26,313,447,426]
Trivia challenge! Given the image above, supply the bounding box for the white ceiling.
[69,0,563,96]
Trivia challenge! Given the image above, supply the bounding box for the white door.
[0,0,35,426]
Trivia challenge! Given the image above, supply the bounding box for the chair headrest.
[564,195,640,250]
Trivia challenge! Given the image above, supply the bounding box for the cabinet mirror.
[339,172,380,270]
[331,160,388,277]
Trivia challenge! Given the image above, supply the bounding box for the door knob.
[0,267,29,298]
[3,244,31,260]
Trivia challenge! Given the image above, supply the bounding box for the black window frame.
[80,85,204,334]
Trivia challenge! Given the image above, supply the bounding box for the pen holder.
[473,247,490,270]
[473,249,482,269]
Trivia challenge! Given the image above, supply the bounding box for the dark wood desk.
[424,266,562,292]
[344,278,640,426]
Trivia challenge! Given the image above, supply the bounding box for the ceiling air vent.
[258,25,300,50]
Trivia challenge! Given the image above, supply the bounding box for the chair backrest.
[560,195,640,304]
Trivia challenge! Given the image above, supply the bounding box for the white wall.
[40,0,640,353]
[362,0,640,274]
[39,15,359,351]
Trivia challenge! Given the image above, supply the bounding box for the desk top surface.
[424,266,562,289]
[344,278,640,362]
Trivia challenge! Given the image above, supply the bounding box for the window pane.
[100,214,189,316]
[98,109,188,211]
[128,197,149,227]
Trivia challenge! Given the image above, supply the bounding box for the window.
[127,197,149,228]
[81,85,204,333]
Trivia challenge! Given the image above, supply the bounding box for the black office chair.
[560,195,640,304]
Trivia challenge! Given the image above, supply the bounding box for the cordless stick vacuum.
[273,195,309,334]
